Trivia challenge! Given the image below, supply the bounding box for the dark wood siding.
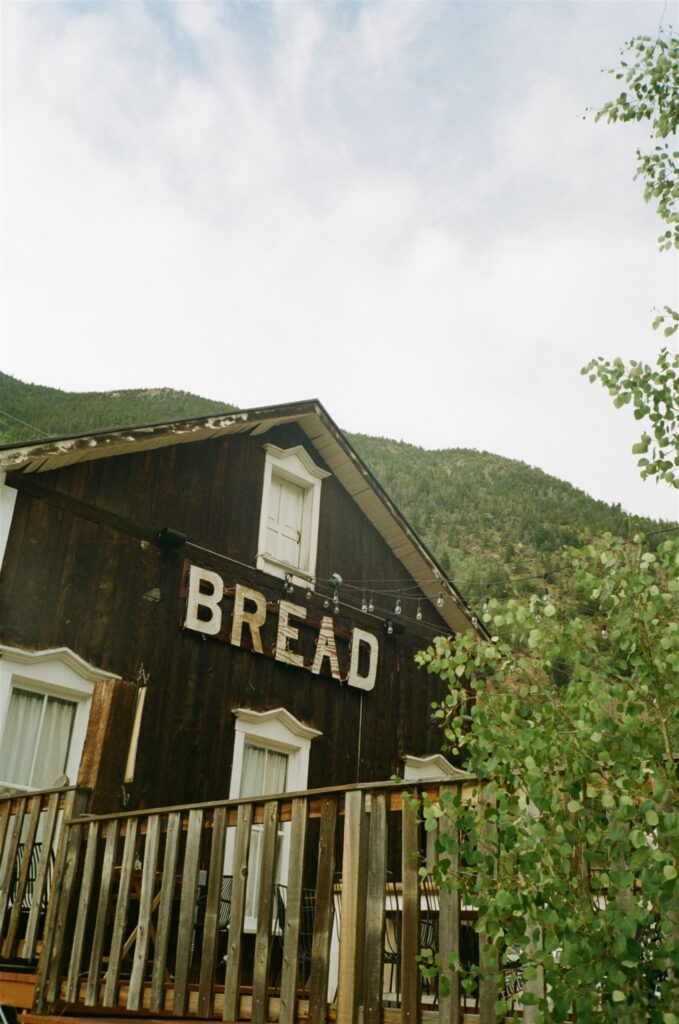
[0,426,454,809]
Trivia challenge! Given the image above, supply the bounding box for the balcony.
[0,779,508,1024]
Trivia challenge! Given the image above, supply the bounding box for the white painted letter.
[184,564,224,636]
[276,600,306,668]
[231,585,268,654]
[311,616,341,681]
[348,627,378,691]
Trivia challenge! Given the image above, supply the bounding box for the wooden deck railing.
[0,784,90,963]
[1,779,514,1024]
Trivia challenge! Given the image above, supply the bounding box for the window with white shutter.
[257,444,330,586]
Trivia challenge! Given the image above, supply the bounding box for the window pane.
[0,688,43,787]
[32,695,76,789]
[240,743,267,797]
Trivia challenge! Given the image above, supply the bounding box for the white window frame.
[256,444,330,587]
[0,645,120,794]
[227,707,321,931]
[0,471,18,572]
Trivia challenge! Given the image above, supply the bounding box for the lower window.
[0,687,77,792]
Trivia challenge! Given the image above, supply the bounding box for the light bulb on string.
[394,595,402,615]
[482,595,490,615]
[471,614,478,626]
[368,594,375,613]
[306,585,313,602]
[600,623,608,640]
[416,600,423,622]
[323,597,330,610]
[436,592,444,608]
[361,595,368,613]
[386,620,394,635]
[542,586,550,605]
[333,589,340,615]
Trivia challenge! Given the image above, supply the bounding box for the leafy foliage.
[594,30,679,250]
[418,533,679,1022]
[582,344,679,488]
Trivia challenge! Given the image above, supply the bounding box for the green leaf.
[663,863,677,880]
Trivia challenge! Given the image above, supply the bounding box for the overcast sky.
[1,0,677,521]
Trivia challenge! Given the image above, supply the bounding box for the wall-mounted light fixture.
[155,527,187,549]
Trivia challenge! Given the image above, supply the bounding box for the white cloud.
[1,0,676,522]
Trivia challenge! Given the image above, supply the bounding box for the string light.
[436,592,444,608]
[542,587,550,605]
[394,594,402,615]
[333,588,340,615]
[306,585,313,602]
[416,599,423,622]
[368,594,375,613]
[386,620,394,635]
[361,595,368,613]
[600,623,608,640]
[482,595,490,615]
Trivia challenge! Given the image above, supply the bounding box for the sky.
[1,0,677,521]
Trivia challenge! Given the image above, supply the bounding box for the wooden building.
[0,402,500,1024]
[0,400,479,813]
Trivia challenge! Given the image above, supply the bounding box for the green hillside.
[0,372,670,604]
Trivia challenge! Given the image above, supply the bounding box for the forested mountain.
[0,372,670,604]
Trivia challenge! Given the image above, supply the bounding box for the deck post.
[336,790,367,1024]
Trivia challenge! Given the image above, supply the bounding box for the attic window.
[256,444,329,586]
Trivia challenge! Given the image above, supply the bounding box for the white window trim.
[402,753,472,783]
[256,444,330,587]
[228,707,321,932]
[230,706,322,797]
[0,645,120,794]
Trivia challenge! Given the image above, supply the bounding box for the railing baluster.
[173,808,204,1016]
[127,814,161,1010]
[34,788,89,1012]
[45,819,85,1005]
[438,815,461,1024]
[337,791,367,1024]
[150,812,181,1013]
[103,817,139,1008]
[4,793,42,958]
[24,790,61,959]
[0,795,26,938]
[401,791,421,1024]
[86,819,119,1006]
[309,796,338,1024]
[279,797,308,1024]
[478,790,498,1024]
[198,805,229,1017]
[364,791,388,1024]
[223,801,254,1022]
[252,800,279,1024]
[66,820,100,1003]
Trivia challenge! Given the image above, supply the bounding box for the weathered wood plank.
[86,818,119,1006]
[337,791,366,1024]
[102,816,139,1008]
[197,805,229,1017]
[279,797,308,1024]
[173,808,204,1016]
[0,796,26,937]
[437,822,460,1024]
[149,812,181,1014]
[223,801,254,1022]
[401,794,421,1024]
[65,820,100,1002]
[33,788,89,1013]
[308,796,338,1024]
[364,791,388,1024]
[24,791,61,959]
[44,820,85,1005]
[127,814,161,1010]
[252,800,279,1024]
[478,791,498,1024]
[4,793,42,958]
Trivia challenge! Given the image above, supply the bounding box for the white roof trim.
[263,443,331,480]
[232,706,322,741]
[0,645,121,683]
[403,753,472,781]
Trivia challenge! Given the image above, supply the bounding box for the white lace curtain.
[0,687,76,789]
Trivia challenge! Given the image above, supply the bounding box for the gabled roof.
[0,399,485,636]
